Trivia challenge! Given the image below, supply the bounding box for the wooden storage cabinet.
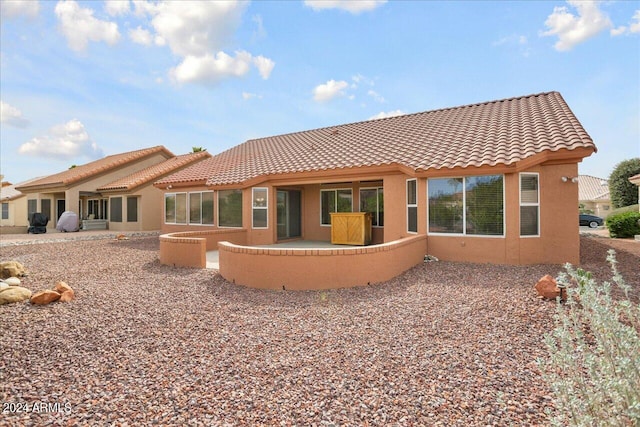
[330,212,372,246]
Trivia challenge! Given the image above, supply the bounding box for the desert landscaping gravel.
[1,234,638,426]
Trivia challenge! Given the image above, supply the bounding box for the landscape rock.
[58,290,75,302]
[30,290,61,305]
[534,274,566,300]
[0,286,32,305]
[0,261,28,279]
[0,282,8,291]
[54,281,72,294]
[4,277,21,286]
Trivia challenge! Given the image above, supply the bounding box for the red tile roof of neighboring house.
[97,151,211,192]
[630,173,640,184]
[16,146,174,191]
[578,175,610,201]
[157,91,597,187]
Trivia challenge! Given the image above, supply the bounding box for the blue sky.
[1,0,638,184]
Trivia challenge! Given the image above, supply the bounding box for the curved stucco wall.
[218,235,427,290]
[159,229,247,268]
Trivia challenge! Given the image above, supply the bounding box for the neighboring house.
[577,175,611,219]
[630,174,640,212]
[157,92,596,290]
[15,146,211,232]
[0,176,45,233]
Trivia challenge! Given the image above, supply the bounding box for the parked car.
[579,214,604,228]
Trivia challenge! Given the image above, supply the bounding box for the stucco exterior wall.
[159,229,248,268]
[0,197,28,228]
[425,164,580,265]
[218,235,427,290]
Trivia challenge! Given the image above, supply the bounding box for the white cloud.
[18,119,104,160]
[171,51,253,85]
[611,10,640,36]
[253,56,275,80]
[55,0,120,52]
[542,1,611,51]
[104,0,130,16]
[0,0,39,19]
[242,92,262,100]
[313,80,349,102]
[304,0,386,14]
[368,110,405,120]
[129,26,153,45]
[149,0,247,57]
[124,1,274,85]
[0,101,30,128]
[368,90,385,103]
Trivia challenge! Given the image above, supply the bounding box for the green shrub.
[606,211,640,238]
[609,158,640,209]
[609,204,639,217]
[538,251,640,426]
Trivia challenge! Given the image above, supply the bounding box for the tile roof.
[578,175,610,201]
[0,177,44,201]
[97,151,211,191]
[16,146,174,191]
[158,91,596,187]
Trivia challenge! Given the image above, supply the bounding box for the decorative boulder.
[4,277,21,286]
[55,281,75,302]
[534,275,566,300]
[0,283,8,291]
[30,290,61,305]
[0,286,32,305]
[1,261,28,279]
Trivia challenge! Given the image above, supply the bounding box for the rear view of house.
[158,92,597,289]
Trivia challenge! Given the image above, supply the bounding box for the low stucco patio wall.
[218,235,427,290]
[159,229,247,268]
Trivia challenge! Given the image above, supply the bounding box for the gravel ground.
[1,235,638,426]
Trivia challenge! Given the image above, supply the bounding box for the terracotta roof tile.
[159,92,596,187]
[97,151,211,191]
[16,146,174,191]
[578,175,610,201]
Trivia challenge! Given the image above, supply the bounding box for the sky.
[1,0,639,184]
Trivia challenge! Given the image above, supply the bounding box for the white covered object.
[56,211,79,232]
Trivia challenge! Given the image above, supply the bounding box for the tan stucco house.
[577,175,611,219]
[157,91,597,290]
[15,146,210,232]
[0,177,38,233]
[630,173,640,212]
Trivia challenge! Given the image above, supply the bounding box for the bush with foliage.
[538,251,639,426]
[606,210,640,238]
[609,158,640,209]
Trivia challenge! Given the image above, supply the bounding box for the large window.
[188,191,214,225]
[520,173,539,236]
[218,190,243,228]
[110,197,123,223]
[127,197,138,222]
[321,189,352,225]
[407,179,417,233]
[360,187,384,227]
[1,203,8,220]
[165,193,187,224]
[252,188,268,229]
[41,199,51,222]
[428,175,504,236]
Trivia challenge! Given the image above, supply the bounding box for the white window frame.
[519,172,540,237]
[252,187,269,229]
[427,175,505,238]
[187,191,215,226]
[320,188,353,226]
[164,192,188,225]
[407,179,418,234]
